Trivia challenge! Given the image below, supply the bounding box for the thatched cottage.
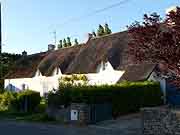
[4,31,166,96]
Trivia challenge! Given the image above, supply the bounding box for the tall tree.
[58,40,63,49]
[104,23,112,35]
[92,31,96,37]
[128,9,180,86]
[67,37,72,47]
[63,38,67,47]
[97,24,105,36]
[74,38,79,46]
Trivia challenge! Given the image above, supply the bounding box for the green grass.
[0,110,58,124]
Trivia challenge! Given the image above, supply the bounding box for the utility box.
[71,110,78,121]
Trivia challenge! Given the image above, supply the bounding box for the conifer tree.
[58,40,63,49]
[104,23,112,35]
[67,37,72,47]
[97,24,105,36]
[74,38,79,46]
[92,31,97,37]
[63,38,67,47]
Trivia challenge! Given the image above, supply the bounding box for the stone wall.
[142,107,180,135]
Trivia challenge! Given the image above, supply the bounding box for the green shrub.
[0,91,17,111]
[35,98,47,113]
[0,79,4,92]
[16,90,41,112]
[48,81,163,117]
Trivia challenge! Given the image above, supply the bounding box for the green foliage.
[48,81,163,117]
[97,24,105,36]
[63,39,67,47]
[67,37,72,47]
[96,23,112,37]
[0,53,21,84]
[16,90,41,112]
[59,74,88,86]
[0,79,4,91]
[104,23,112,35]
[0,91,17,111]
[74,38,79,46]
[0,90,41,112]
[58,40,63,49]
[92,31,97,37]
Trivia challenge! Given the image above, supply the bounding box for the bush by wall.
[0,91,17,111]
[0,79,4,92]
[0,90,41,113]
[16,90,41,112]
[48,81,163,117]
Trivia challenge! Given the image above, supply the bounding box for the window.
[22,84,26,90]
[9,84,13,91]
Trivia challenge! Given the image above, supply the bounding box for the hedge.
[48,81,163,116]
[0,79,4,91]
[0,90,41,112]
[16,90,41,112]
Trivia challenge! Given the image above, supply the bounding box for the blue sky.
[1,0,179,54]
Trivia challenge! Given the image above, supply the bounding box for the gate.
[90,103,112,124]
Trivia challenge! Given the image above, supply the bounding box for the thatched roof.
[66,31,129,74]
[38,45,84,76]
[118,64,156,82]
[5,52,49,78]
[5,31,154,80]
[5,45,84,79]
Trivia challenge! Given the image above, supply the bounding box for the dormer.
[34,69,42,77]
[96,61,114,73]
[52,67,62,76]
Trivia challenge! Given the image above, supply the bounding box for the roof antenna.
[53,30,57,48]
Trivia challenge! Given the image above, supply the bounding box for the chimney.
[48,44,55,51]
[88,33,93,40]
[83,33,93,44]
[22,50,27,56]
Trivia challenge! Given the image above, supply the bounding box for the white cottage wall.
[4,61,125,96]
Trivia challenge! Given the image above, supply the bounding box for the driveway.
[0,114,141,135]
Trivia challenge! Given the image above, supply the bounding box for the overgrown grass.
[0,110,57,123]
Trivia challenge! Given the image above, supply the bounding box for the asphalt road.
[0,114,141,135]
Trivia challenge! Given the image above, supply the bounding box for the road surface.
[0,114,141,135]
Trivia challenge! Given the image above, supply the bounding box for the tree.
[67,37,72,47]
[97,24,105,36]
[128,9,180,86]
[58,40,63,49]
[74,38,79,46]
[104,23,112,35]
[63,39,67,47]
[92,31,96,37]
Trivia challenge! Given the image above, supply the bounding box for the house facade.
[5,61,125,96]
[4,31,166,96]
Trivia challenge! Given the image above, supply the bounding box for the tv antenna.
[53,30,57,47]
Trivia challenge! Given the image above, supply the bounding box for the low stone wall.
[46,107,70,122]
[142,107,180,135]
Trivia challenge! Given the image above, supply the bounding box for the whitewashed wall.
[4,61,125,96]
[148,72,167,103]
